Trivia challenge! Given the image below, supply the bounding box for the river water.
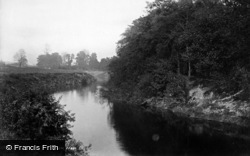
[54,83,250,156]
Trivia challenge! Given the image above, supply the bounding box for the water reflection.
[109,102,250,156]
[54,84,250,156]
[54,84,127,156]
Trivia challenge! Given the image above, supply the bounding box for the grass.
[0,66,108,82]
[0,65,87,74]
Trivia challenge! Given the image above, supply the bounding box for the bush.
[0,87,74,140]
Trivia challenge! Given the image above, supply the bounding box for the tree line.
[108,0,250,102]
[11,49,112,70]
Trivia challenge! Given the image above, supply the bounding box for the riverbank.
[0,72,95,135]
[102,86,250,140]
[0,71,95,154]
[142,94,250,127]
[0,72,96,93]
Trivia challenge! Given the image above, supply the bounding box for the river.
[54,83,250,156]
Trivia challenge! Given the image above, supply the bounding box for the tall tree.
[89,53,99,69]
[75,50,90,69]
[62,53,75,67]
[14,49,28,67]
[50,52,62,68]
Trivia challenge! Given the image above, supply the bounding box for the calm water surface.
[54,84,126,156]
[54,83,250,156]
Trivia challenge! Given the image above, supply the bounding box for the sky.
[0,0,153,65]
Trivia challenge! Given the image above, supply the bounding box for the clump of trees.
[37,50,111,70]
[37,52,62,69]
[109,0,250,102]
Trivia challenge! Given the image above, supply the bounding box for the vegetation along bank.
[106,0,250,127]
[0,72,96,155]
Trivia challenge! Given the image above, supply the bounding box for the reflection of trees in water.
[75,87,90,101]
[74,84,98,102]
[75,84,111,108]
[108,103,250,156]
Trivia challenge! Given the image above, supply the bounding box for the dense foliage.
[109,0,250,103]
[0,73,95,155]
[0,88,74,140]
[0,73,94,140]
[75,50,112,70]
[0,74,71,139]
[37,52,63,69]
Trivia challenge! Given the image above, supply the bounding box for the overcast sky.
[0,0,153,65]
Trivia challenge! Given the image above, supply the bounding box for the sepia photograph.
[0,0,249,155]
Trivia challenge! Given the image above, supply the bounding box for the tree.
[76,50,90,69]
[14,49,28,67]
[99,57,112,71]
[62,53,75,67]
[37,54,50,68]
[109,0,250,102]
[50,52,62,68]
[37,52,62,69]
[89,53,99,69]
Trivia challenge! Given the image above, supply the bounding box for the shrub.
[0,87,74,140]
